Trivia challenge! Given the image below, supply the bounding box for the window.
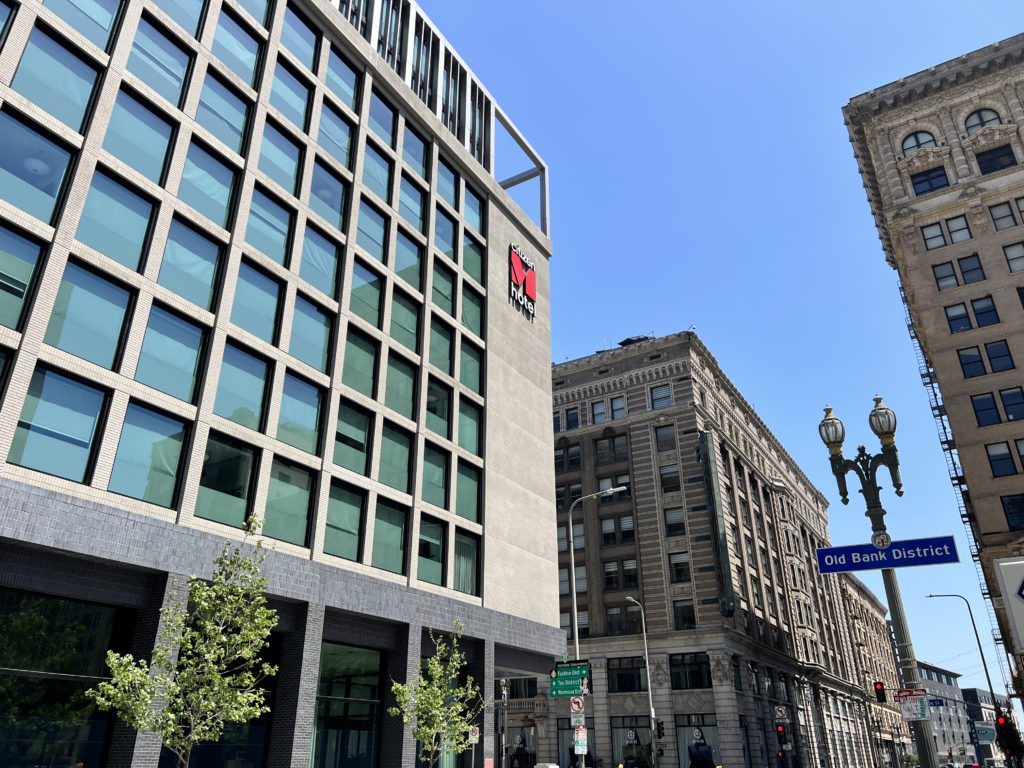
[437,159,457,209]
[0,223,44,330]
[462,288,483,337]
[986,340,1015,372]
[945,303,971,333]
[669,552,691,583]
[214,343,268,430]
[971,393,1001,426]
[417,515,445,585]
[422,445,448,508]
[921,223,945,250]
[318,103,353,167]
[326,47,359,110]
[213,11,261,85]
[1006,242,1024,273]
[430,319,453,374]
[403,125,428,178]
[368,91,396,147]
[281,4,317,69]
[619,515,634,544]
[1002,387,1024,421]
[601,517,616,546]
[591,401,606,425]
[565,444,580,470]
[342,329,377,396]
[350,261,383,326]
[179,142,236,229]
[77,172,154,270]
[371,499,406,574]
[0,112,73,224]
[263,457,313,545]
[604,561,620,591]
[129,17,190,105]
[558,568,569,596]
[902,131,935,157]
[465,186,484,234]
[651,383,672,409]
[959,254,986,284]
[607,657,646,692]
[259,123,302,196]
[932,262,958,290]
[553,412,561,433]
[136,305,204,402]
[565,407,579,430]
[966,108,1001,135]
[14,28,99,131]
[394,230,422,289]
[972,296,999,327]
[573,565,586,594]
[977,144,1017,175]
[1003,494,1024,531]
[363,142,392,202]
[390,291,420,353]
[46,0,119,48]
[454,532,480,596]
[673,599,696,630]
[286,296,331,374]
[432,263,455,315]
[45,262,130,369]
[278,373,321,453]
[911,166,949,196]
[595,435,628,464]
[246,188,293,265]
[197,74,249,154]
[301,226,339,298]
[660,465,681,493]
[9,367,106,482]
[384,353,416,419]
[195,432,256,527]
[958,346,986,378]
[325,482,364,561]
[947,215,971,243]
[399,176,425,232]
[378,423,411,492]
[270,61,309,129]
[986,442,1017,477]
[991,202,1017,231]
[159,219,221,309]
[463,234,485,285]
[665,507,685,537]
[456,461,480,522]
[231,261,280,342]
[656,424,676,451]
[335,400,372,474]
[459,399,482,455]
[435,208,456,260]
[670,653,711,689]
[610,395,626,420]
[356,201,387,261]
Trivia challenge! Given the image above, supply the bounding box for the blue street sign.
[816,536,959,574]
[929,699,944,706]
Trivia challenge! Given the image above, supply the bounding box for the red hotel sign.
[508,243,536,320]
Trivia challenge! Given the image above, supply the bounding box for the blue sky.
[421,2,1024,698]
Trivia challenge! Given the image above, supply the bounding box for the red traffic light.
[777,725,785,734]
[998,716,1008,726]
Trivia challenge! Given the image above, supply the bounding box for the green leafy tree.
[388,619,484,767]
[87,526,278,768]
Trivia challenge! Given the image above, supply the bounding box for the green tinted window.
[278,373,321,453]
[378,423,411,492]
[246,188,293,265]
[399,177,425,233]
[0,223,44,330]
[334,400,371,474]
[422,446,448,509]
[389,291,419,352]
[231,261,280,342]
[44,262,130,369]
[403,125,427,178]
[463,234,485,285]
[318,103,352,167]
[290,295,332,372]
[325,482,363,561]
[384,354,416,420]
[300,226,339,298]
[350,262,382,326]
[425,378,450,438]
[356,201,387,262]
[135,305,204,402]
[104,91,173,183]
[158,219,221,310]
[394,231,422,290]
[264,458,313,546]
[459,341,482,394]
[437,159,457,208]
[371,499,406,573]
[195,432,255,527]
[459,399,481,455]
[213,343,267,430]
[77,172,154,270]
[462,289,483,337]
[417,516,444,585]
[454,532,479,595]
[108,402,185,507]
[429,319,452,375]
[432,263,454,315]
[179,142,236,228]
[342,329,377,397]
[456,461,480,522]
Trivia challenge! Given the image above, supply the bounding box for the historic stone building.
[845,33,1024,700]
[0,0,561,765]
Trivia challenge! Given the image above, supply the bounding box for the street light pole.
[567,486,626,661]
[818,398,938,768]
[627,595,657,768]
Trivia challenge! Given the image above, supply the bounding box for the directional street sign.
[551,661,592,698]
[817,536,958,574]
[928,698,944,707]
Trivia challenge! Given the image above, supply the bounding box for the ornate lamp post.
[818,398,938,768]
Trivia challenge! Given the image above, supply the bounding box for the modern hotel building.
[0,0,561,765]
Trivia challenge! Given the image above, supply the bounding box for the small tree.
[388,619,484,767]
[87,525,278,768]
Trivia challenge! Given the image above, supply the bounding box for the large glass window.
[368,91,395,146]
[607,657,647,693]
[179,142,236,228]
[378,423,411,492]
[959,346,986,378]
[108,402,186,507]
[432,263,455,315]
[459,399,481,455]
[280,4,317,69]
[300,226,339,298]
[422,445,448,509]
[246,187,293,265]
[463,235,485,286]
[1002,387,1024,422]
[278,373,321,453]
[972,296,1000,327]
[0,112,73,223]
[371,498,406,573]
[259,122,302,194]
[399,176,425,232]
[335,400,371,474]
[45,0,120,48]
[987,442,1017,477]
[214,343,268,430]
[670,653,712,689]
[236,0,269,25]
[309,162,347,229]
[342,329,377,396]
[394,230,422,289]
[325,482,364,561]
[104,90,173,183]
[0,223,44,329]
[290,294,332,372]
[462,288,483,337]
[318,103,353,168]
[356,201,387,262]
[264,457,313,545]
[460,341,482,394]
[154,0,203,34]
[77,171,154,270]
[418,515,445,585]
[435,208,456,260]
[232,261,280,342]
[197,74,249,153]
[430,319,452,374]
[363,142,392,202]
[390,290,420,352]
[326,48,359,110]
[987,340,1015,372]
[135,305,204,402]
[312,641,382,768]
[960,254,986,284]
[456,461,480,522]
[437,159,457,209]
[350,262,383,326]
[454,531,479,595]
[212,11,262,86]
[465,186,484,234]
[426,378,451,438]
[270,60,309,129]
[45,262,130,368]
[9,367,106,481]
[977,144,1017,175]
[384,353,416,419]
[128,17,191,105]
[403,125,427,178]
[945,303,971,333]
[158,218,222,309]
[13,28,99,131]
[195,432,257,527]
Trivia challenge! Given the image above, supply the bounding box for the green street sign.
[550,662,591,698]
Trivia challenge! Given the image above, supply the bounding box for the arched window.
[902,131,936,157]
[966,108,1001,136]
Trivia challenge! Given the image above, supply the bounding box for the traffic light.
[996,712,1024,759]
[947,748,953,758]
[777,724,788,745]
[656,719,665,739]
[873,681,886,702]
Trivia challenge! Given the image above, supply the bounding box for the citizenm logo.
[508,243,536,321]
